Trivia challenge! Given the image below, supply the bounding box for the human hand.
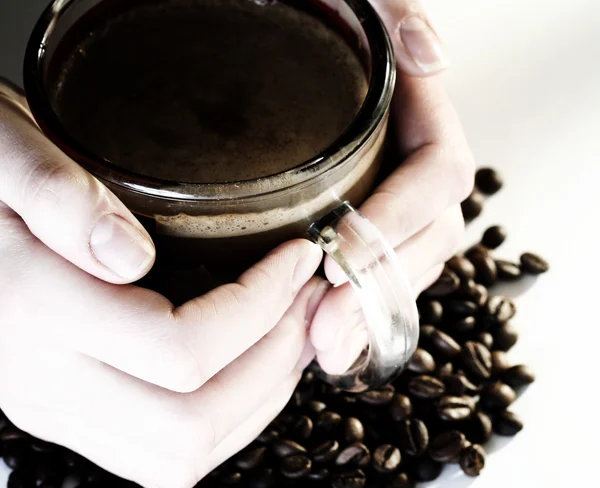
[311,0,476,374]
[0,79,326,487]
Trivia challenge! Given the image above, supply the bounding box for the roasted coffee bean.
[408,375,445,399]
[301,370,314,384]
[61,476,83,488]
[1,442,30,471]
[447,256,477,280]
[390,394,413,422]
[481,225,507,249]
[272,439,306,458]
[496,260,522,280]
[414,458,443,482]
[520,252,550,275]
[63,452,89,475]
[462,341,492,379]
[290,415,313,441]
[307,400,327,414]
[484,296,517,326]
[358,385,394,406]
[430,329,462,359]
[256,427,280,444]
[443,374,480,396]
[419,300,443,324]
[468,249,497,286]
[363,425,384,446]
[7,470,34,488]
[308,468,330,481]
[221,471,243,485]
[459,277,477,296]
[419,325,437,340]
[294,382,316,406]
[438,396,474,421]
[475,167,503,195]
[0,425,29,443]
[465,244,489,261]
[452,316,476,334]
[310,440,340,463]
[459,444,486,476]
[331,469,366,488]
[372,444,401,473]
[235,446,266,470]
[481,382,516,410]
[385,473,415,488]
[344,418,365,444]
[316,411,342,432]
[398,418,429,456]
[500,364,536,387]
[448,300,478,317]
[426,268,461,297]
[270,413,294,432]
[280,454,311,479]
[476,332,494,350]
[86,467,117,485]
[210,465,231,479]
[250,467,276,488]
[437,362,454,376]
[336,443,371,468]
[461,191,485,221]
[469,283,489,307]
[29,440,57,454]
[465,411,493,444]
[494,323,519,351]
[407,349,436,374]
[31,458,62,486]
[340,394,359,406]
[493,410,524,436]
[491,350,511,374]
[429,430,467,462]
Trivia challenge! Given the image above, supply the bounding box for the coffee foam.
[155,121,387,238]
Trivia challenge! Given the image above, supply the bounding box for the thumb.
[0,79,155,284]
[370,0,449,76]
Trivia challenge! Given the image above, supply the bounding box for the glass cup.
[24,0,419,392]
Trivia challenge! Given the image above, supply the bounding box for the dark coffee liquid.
[50,0,368,183]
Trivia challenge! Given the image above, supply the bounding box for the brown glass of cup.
[24,0,419,392]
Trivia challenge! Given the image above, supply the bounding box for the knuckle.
[145,320,207,394]
[159,339,206,393]
[21,157,86,209]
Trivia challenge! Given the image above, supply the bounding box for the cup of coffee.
[24,0,418,391]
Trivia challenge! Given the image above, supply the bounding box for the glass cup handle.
[307,202,420,392]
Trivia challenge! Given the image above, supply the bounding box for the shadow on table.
[490,275,538,299]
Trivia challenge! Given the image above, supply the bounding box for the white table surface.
[1,0,599,486]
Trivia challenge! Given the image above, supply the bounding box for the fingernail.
[91,214,155,279]
[399,15,448,74]
[292,243,323,294]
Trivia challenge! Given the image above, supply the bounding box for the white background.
[1,0,600,486]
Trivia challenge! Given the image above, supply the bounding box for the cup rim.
[23,0,396,202]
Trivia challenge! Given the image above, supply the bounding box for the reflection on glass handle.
[308,202,419,392]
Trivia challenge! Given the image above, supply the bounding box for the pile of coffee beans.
[0,168,548,488]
